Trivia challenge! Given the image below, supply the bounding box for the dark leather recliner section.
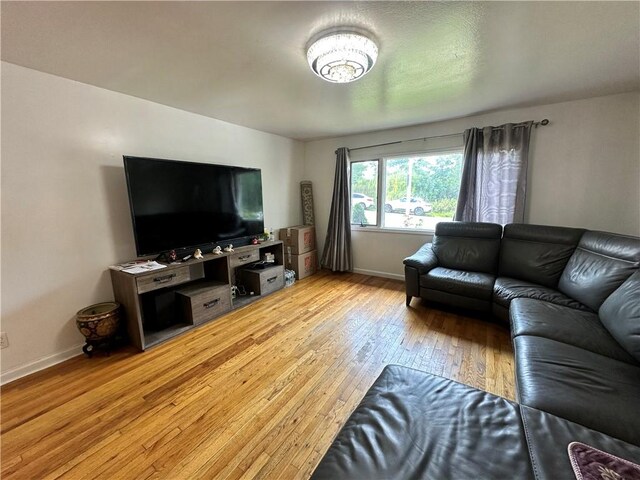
[510,298,636,364]
[558,231,640,311]
[499,224,585,287]
[514,334,640,446]
[599,270,640,361]
[314,223,640,478]
[405,221,502,312]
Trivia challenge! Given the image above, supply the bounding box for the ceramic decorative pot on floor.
[76,302,121,356]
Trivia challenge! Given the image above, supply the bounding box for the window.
[350,160,379,226]
[350,149,464,231]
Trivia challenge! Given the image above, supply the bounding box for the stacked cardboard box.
[279,225,318,280]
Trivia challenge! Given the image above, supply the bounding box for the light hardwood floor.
[1,271,515,479]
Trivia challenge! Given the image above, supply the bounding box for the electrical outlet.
[0,332,8,349]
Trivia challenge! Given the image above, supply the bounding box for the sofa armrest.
[403,243,438,274]
[404,243,438,306]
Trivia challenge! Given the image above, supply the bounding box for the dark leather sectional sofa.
[313,222,640,479]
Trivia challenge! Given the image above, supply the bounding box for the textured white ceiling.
[2,1,639,140]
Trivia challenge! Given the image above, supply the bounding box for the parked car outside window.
[352,192,375,210]
[385,197,433,216]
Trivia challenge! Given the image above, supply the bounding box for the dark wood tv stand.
[110,241,285,351]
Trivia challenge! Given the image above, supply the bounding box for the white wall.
[1,63,304,382]
[304,92,640,279]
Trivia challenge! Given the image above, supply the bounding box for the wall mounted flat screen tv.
[123,156,264,256]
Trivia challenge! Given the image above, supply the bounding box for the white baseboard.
[353,268,404,281]
[1,343,84,385]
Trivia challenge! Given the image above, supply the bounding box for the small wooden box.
[241,265,285,295]
[176,281,231,326]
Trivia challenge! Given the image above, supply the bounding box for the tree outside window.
[350,160,378,225]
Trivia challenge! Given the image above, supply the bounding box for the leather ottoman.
[311,365,533,479]
[312,365,640,479]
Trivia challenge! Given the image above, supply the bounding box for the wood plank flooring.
[1,271,515,479]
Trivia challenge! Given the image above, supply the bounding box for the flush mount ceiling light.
[306,31,378,83]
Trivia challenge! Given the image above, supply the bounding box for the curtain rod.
[345,119,549,153]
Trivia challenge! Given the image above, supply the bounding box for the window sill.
[351,225,435,235]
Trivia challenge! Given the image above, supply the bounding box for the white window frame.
[349,158,381,227]
[351,146,464,234]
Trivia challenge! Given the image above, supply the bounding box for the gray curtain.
[321,147,352,272]
[455,122,533,224]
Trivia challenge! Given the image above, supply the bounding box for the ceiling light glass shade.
[307,32,378,83]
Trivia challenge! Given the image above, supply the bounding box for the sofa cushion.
[432,222,502,274]
[499,224,584,288]
[599,271,640,362]
[520,406,640,480]
[493,277,591,311]
[514,335,640,445]
[422,267,495,300]
[558,231,640,311]
[311,365,533,480]
[510,298,637,364]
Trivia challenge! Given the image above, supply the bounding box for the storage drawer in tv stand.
[136,264,204,294]
[239,265,285,296]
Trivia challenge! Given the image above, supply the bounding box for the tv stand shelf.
[110,240,285,351]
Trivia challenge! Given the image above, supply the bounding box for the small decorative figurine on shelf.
[193,248,203,259]
[212,246,223,255]
[224,244,234,253]
[251,237,259,245]
[168,250,177,262]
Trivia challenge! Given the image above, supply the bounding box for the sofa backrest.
[599,271,640,363]
[558,231,640,311]
[433,222,502,274]
[499,224,585,288]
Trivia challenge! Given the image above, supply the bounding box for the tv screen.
[123,156,264,256]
